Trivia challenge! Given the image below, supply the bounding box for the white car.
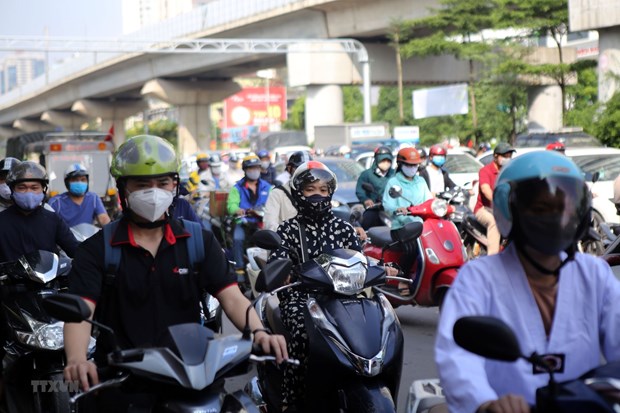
[442,148,483,189]
[478,146,620,225]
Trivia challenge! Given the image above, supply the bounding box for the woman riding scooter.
[271,161,361,411]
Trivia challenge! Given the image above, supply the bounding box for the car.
[515,128,601,148]
[442,148,484,189]
[271,145,312,163]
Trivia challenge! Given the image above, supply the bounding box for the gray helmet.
[7,161,49,188]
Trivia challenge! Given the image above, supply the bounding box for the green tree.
[565,59,599,134]
[400,0,498,141]
[126,119,178,148]
[594,91,620,147]
[343,86,364,122]
[495,0,572,121]
[282,95,305,130]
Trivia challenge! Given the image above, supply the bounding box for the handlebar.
[250,354,300,366]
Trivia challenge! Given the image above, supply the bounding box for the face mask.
[69,182,88,196]
[246,170,261,181]
[0,183,10,200]
[401,165,418,178]
[211,166,222,175]
[498,157,511,167]
[12,192,44,211]
[261,161,270,170]
[431,156,446,167]
[127,188,174,222]
[296,194,332,218]
[378,160,392,172]
[518,214,578,255]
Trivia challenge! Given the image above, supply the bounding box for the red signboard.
[223,87,287,132]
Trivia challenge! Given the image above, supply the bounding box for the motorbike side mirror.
[453,316,523,362]
[362,182,375,193]
[252,230,282,251]
[255,258,293,293]
[42,293,92,322]
[388,186,403,199]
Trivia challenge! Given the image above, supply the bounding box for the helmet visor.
[295,168,336,195]
[513,176,589,254]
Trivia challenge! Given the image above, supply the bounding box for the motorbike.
[41,292,297,413]
[437,186,471,235]
[363,185,466,308]
[408,316,620,413]
[249,229,405,413]
[70,223,101,243]
[0,250,95,413]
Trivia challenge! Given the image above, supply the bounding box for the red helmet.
[429,145,447,157]
[546,141,565,153]
[396,147,422,165]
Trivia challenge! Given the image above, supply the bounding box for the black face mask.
[295,194,332,218]
[518,214,578,255]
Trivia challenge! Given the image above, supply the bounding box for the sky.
[0,0,123,37]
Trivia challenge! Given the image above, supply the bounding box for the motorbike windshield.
[19,250,59,284]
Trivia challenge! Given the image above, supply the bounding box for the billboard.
[223,87,287,135]
[413,83,469,119]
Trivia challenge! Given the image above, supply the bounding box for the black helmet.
[418,148,427,158]
[287,151,312,168]
[0,157,21,179]
[374,146,393,163]
[242,155,261,170]
[290,161,337,219]
[7,161,48,189]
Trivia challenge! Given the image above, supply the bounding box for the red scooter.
[363,185,466,308]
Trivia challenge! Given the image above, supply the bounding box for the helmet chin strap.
[515,242,575,276]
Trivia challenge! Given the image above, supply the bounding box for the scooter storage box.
[209,191,229,217]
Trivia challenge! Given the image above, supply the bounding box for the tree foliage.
[594,92,620,147]
[282,95,305,130]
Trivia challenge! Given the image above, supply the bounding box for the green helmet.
[110,135,179,179]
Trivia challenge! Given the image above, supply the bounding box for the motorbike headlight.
[431,199,449,217]
[16,319,64,350]
[331,200,341,208]
[326,263,366,295]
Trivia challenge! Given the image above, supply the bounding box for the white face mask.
[127,188,174,222]
[498,157,511,167]
[0,183,10,200]
[211,166,222,175]
[401,165,418,178]
[261,161,270,170]
[246,170,261,181]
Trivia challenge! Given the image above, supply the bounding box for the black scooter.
[0,250,86,413]
[250,229,405,413]
[42,293,296,412]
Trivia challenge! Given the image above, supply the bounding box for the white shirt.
[426,165,445,194]
[263,180,297,231]
[275,171,291,186]
[435,243,620,412]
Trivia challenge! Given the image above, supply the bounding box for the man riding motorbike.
[418,144,457,196]
[435,151,620,413]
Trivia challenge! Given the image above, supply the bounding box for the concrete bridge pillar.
[288,42,362,143]
[41,110,89,131]
[0,126,18,139]
[141,79,241,156]
[598,27,620,103]
[527,85,563,131]
[71,99,148,148]
[12,119,50,132]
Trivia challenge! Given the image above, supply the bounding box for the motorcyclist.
[258,149,277,184]
[199,154,234,192]
[0,161,79,262]
[270,160,361,411]
[227,154,272,276]
[382,147,432,230]
[47,163,111,227]
[418,144,457,196]
[63,135,287,399]
[356,145,395,229]
[473,142,515,255]
[435,150,620,413]
[0,157,21,212]
[264,151,311,231]
[186,152,210,193]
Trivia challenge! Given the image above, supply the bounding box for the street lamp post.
[256,68,276,131]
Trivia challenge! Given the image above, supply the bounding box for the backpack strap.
[103,219,122,286]
[181,219,205,268]
[275,185,295,205]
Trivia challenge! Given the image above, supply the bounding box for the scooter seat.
[367,227,395,248]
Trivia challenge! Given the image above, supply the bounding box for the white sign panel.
[393,126,420,142]
[413,83,469,119]
[350,125,387,139]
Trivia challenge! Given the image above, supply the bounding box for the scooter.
[250,229,406,413]
[0,250,95,413]
[41,292,297,413]
[363,185,466,308]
